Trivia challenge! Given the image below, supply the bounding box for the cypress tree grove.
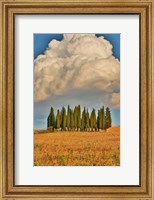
[47,105,112,131]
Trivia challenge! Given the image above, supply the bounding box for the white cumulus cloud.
[34,34,120,107]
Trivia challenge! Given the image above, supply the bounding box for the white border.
[15,15,139,185]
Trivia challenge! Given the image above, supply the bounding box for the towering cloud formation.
[34,34,120,108]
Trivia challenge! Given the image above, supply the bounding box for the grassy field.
[34,126,120,166]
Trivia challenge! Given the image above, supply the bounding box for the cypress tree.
[77,105,81,130]
[70,109,74,130]
[47,114,50,128]
[66,105,71,130]
[74,106,78,130]
[105,107,112,129]
[103,107,106,130]
[101,106,105,130]
[56,109,61,129]
[109,110,112,127]
[99,108,103,129]
[90,109,94,130]
[97,110,100,129]
[93,108,97,130]
[90,108,97,131]
[81,107,86,131]
[61,107,67,130]
[49,107,55,128]
[86,109,90,131]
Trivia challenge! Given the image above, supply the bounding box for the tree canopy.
[47,105,112,131]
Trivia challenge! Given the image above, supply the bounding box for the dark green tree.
[70,109,74,130]
[97,109,100,129]
[47,114,50,128]
[86,109,90,131]
[66,105,71,130]
[56,109,61,129]
[61,106,67,130]
[93,108,97,130]
[101,106,105,130]
[74,106,78,130]
[103,108,106,130]
[90,108,97,131]
[105,107,112,129]
[90,110,94,130]
[81,107,86,131]
[49,107,55,128]
[77,105,81,130]
[99,108,103,129]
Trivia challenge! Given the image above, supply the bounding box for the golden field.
[34,126,120,166]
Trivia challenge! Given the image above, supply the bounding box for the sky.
[34,34,120,60]
[34,34,120,129]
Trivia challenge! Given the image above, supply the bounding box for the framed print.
[0,0,154,199]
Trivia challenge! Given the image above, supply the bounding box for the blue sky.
[34,34,120,129]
